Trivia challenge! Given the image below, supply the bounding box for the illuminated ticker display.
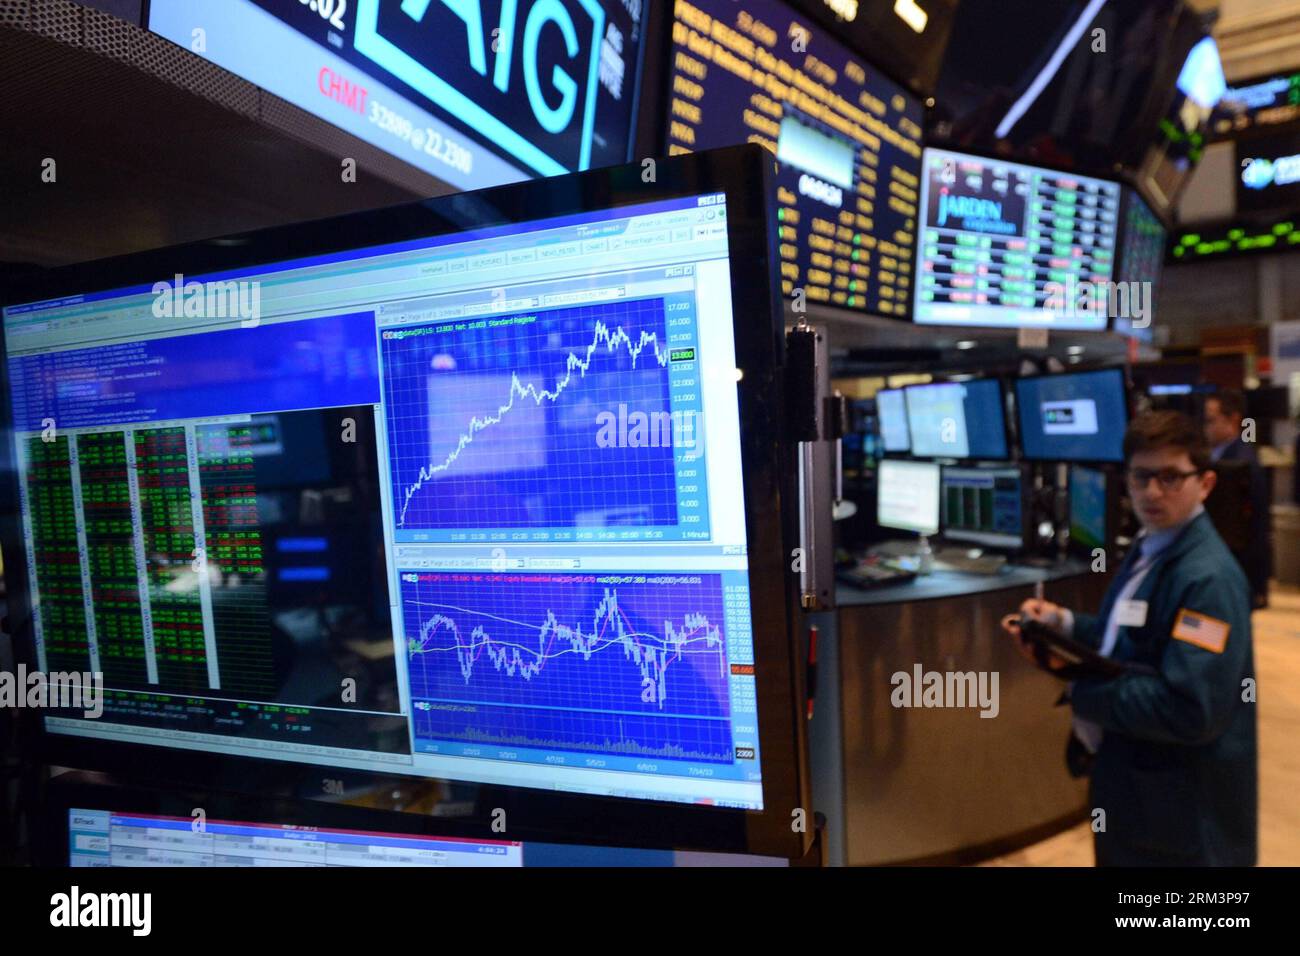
[665,0,924,316]
[914,149,1121,331]
[1171,219,1300,260]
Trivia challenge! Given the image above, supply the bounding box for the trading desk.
[806,558,1112,866]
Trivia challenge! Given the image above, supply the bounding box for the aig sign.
[355,0,605,175]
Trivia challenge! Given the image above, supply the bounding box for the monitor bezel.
[0,145,812,859]
[1013,366,1130,464]
[912,145,1125,332]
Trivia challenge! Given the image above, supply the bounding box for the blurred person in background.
[1204,389,1271,608]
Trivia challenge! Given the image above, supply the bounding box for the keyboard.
[837,560,917,589]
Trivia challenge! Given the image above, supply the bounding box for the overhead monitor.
[148,0,645,190]
[1015,368,1128,463]
[1210,69,1300,140]
[0,146,808,856]
[904,379,1008,460]
[663,0,925,317]
[876,388,910,453]
[877,459,940,536]
[914,148,1121,330]
[1132,13,1224,217]
[927,0,1192,177]
[1237,130,1300,215]
[1113,188,1165,341]
[781,0,959,98]
[1068,465,1108,553]
[941,466,1024,551]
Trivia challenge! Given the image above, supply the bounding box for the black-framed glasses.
[1125,467,1203,491]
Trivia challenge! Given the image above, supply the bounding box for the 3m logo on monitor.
[1041,400,1099,435]
[355,0,605,175]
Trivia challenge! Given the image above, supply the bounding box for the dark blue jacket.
[1215,437,1272,599]
[1070,512,1257,866]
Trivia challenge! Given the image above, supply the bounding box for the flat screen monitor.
[1237,130,1300,215]
[1132,14,1224,217]
[927,0,1189,176]
[1015,368,1129,463]
[663,0,924,317]
[876,388,910,453]
[904,379,1008,460]
[65,806,787,868]
[914,148,1121,330]
[941,466,1024,551]
[148,0,645,190]
[1210,69,1300,141]
[0,145,807,857]
[1113,188,1165,341]
[783,0,958,98]
[877,459,940,536]
[1068,465,1109,552]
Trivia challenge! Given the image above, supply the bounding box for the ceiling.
[1212,0,1300,80]
[0,0,453,276]
[8,0,1300,284]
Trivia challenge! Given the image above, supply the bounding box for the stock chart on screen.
[401,570,756,777]
[5,190,766,809]
[381,293,708,542]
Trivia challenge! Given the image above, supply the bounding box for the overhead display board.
[664,0,924,317]
[913,149,1121,330]
[149,0,644,190]
[1210,70,1300,141]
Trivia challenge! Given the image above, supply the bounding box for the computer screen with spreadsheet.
[1,151,795,831]
[64,807,788,868]
[877,459,940,536]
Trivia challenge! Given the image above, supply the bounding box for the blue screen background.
[1016,369,1127,462]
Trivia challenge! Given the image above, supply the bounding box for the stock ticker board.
[149,0,644,189]
[665,0,924,317]
[913,149,1121,331]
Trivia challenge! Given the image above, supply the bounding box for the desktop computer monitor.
[0,146,808,857]
[876,388,911,453]
[904,379,1009,460]
[941,467,1025,550]
[1068,465,1109,552]
[45,770,791,868]
[1015,368,1129,462]
[878,460,941,536]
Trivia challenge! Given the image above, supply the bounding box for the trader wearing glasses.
[1002,410,1256,866]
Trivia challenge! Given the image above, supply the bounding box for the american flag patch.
[1171,609,1230,653]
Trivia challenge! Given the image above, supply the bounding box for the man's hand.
[1020,598,1069,634]
[1001,599,1071,671]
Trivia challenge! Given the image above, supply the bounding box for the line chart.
[381,298,685,535]
[401,571,737,762]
